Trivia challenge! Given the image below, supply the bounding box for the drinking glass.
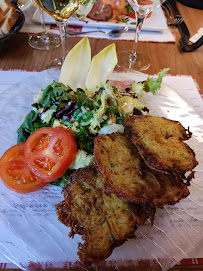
[28,8,61,50]
[117,0,166,71]
[34,0,83,69]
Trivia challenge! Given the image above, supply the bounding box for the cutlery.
[164,0,203,51]
[180,36,203,52]
[166,0,190,41]
[67,26,130,38]
[162,2,179,26]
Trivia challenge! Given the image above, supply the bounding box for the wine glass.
[117,0,166,71]
[34,0,83,69]
[28,8,61,50]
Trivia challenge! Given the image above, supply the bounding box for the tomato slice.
[24,127,77,183]
[0,143,47,193]
[137,1,153,18]
[138,0,154,5]
[128,11,152,19]
[128,12,136,19]
[127,0,153,20]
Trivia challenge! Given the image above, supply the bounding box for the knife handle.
[167,0,181,17]
[180,36,203,52]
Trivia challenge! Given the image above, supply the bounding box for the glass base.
[46,58,65,76]
[47,57,64,69]
[117,51,150,72]
[28,32,61,50]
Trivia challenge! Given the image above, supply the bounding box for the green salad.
[17,68,169,186]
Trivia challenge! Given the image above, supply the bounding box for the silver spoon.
[67,26,130,38]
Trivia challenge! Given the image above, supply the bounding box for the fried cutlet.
[55,166,154,264]
[151,171,190,208]
[94,133,190,207]
[123,116,198,178]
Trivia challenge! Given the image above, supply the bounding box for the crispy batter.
[94,133,189,207]
[151,171,190,208]
[55,166,153,264]
[94,133,160,204]
[124,116,198,177]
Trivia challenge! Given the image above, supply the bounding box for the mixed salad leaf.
[17,68,169,186]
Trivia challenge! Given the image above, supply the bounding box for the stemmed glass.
[117,0,166,71]
[28,8,61,50]
[34,0,83,69]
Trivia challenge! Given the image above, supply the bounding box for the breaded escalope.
[124,115,198,178]
[94,133,189,207]
[55,166,153,264]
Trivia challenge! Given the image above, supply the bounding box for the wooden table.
[0,2,203,271]
[0,2,203,91]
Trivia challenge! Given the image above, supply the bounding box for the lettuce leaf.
[143,68,169,95]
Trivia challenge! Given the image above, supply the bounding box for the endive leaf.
[59,37,91,91]
[85,43,118,97]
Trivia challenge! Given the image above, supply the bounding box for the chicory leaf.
[143,68,169,95]
[59,37,91,91]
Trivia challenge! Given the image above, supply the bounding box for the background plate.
[32,6,168,32]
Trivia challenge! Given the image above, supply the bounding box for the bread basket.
[0,8,25,50]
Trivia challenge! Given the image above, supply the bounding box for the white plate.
[32,6,168,32]
[0,70,202,270]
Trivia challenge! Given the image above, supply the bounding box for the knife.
[166,0,190,49]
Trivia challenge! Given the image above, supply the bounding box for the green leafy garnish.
[50,169,73,187]
[76,89,93,110]
[75,127,94,153]
[143,68,170,95]
[125,4,134,13]
[17,110,53,143]
[73,109,94,124]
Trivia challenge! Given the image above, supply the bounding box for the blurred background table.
[0,2,202,91]
[0,1,203,271]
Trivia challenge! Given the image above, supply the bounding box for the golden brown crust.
[151,171,190,208]
[94,133,190,207]
[94,133,160,204]
[123,116,198,177]
[55,114,195,264]
[55,166,152,264]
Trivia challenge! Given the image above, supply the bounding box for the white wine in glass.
[117,0,166,71]
[34,0,83,68]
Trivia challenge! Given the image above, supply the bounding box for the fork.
[162,3,183,26]
[169,16,184,26]
[67,26,130,38]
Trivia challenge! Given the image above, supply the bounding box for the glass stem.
[40,9,47,35]
[129,15,145,65]
[56,21,68,62]
[40,8,49,42]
